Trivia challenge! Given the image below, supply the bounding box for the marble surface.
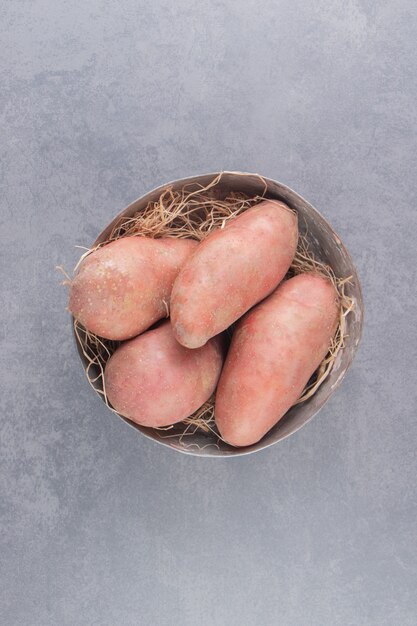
[1,1,416,624]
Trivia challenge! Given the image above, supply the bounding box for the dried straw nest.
[64,174,354,447]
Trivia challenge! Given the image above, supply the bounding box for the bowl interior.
[74,172,364,457]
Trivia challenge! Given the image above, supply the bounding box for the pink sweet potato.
[170,200,298,348]
[215,273,340,447]
[69,236,197,340]
[104,321,224,428]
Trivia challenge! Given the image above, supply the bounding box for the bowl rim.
[72,170,364,458]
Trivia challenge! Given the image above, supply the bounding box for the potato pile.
[69,199,340,447]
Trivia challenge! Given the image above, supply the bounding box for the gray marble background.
[1,1,416,624]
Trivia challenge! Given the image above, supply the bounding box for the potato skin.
[170,200,298,348]
[69,236,197,340]
[215,274,340,447]
[104,321,224,427]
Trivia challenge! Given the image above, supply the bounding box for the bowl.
[73,171,364,457]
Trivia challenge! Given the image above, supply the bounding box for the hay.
[69,174,353,447]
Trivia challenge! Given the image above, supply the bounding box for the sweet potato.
[215,273,340,447]
[170,200,298,348]
[104,321,224,427]
[69,236,197,340]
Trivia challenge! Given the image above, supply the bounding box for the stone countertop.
[1,1,416,624]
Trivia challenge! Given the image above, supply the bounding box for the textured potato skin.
[215,274,340,447]
[104,321,224,427]
[170,200,298,348]
[69,236,197,340]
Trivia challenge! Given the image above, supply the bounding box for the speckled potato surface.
[170,200,298,348]
[104,321,224,427]
[215,273,340,447]
[69,236,197,340]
